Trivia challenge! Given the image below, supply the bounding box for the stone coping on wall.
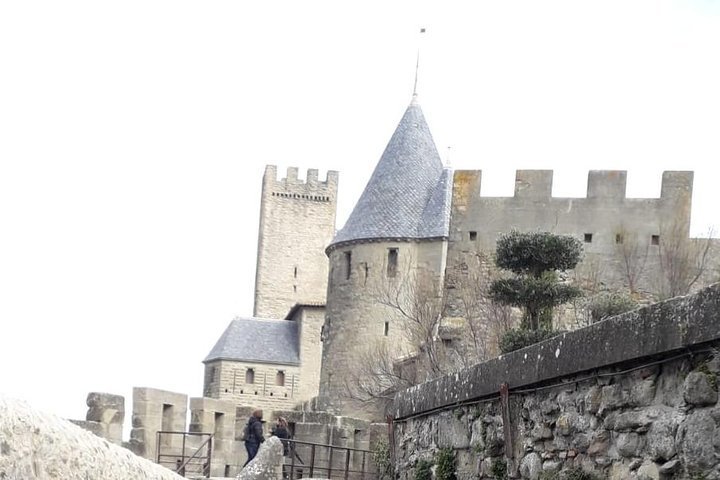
[393,283,720,420]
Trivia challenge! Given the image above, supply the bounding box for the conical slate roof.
[329,98,451,250]
[204,317,300,365]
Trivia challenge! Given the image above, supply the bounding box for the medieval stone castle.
[29,92,720,479]
[202,92,718,421]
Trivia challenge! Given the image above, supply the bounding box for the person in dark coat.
[271,416,290,456]
[271,417,291,479]
[243,409,265,466]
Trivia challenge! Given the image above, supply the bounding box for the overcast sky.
[1,1,719,435]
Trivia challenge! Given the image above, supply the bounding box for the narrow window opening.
[387,248,398,277]
[469,231,477,241]
[293,266,298,278]
[245,368,255,384]
[161,404,173,445]
[344,251,352,280]
[615,233,624,244]
[384,321,389,336]
[214,412,224,437]
[276,370,285,387]
[584,233,593,243]
[293,285,297,293]
[442,338,453,347]
[651,235,660,246]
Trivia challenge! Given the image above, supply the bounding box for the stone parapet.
[394,283,720,419]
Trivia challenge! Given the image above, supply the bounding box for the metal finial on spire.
[412,28,426,101]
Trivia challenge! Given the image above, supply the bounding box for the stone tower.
[317,96,452,418]
[253,166,339,319]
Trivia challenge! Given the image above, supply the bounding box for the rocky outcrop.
[0,396,184,479]
[236,436,284,480]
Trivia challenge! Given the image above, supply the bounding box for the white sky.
[1,1,719,435]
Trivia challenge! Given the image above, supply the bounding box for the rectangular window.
[469,231,477,241]
[387,248,398,277]
[615,233,624,244]
[384,321,389,336]
[584,233,593,243]
[344,251,352,280]
[651,235,660,246]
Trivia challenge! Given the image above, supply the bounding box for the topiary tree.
[490,231,583,331]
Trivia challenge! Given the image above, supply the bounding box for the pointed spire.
[412,28,426,102]
[328,101,449,249]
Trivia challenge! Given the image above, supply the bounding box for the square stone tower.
[253,166,338,319]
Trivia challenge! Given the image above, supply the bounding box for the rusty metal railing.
[156,431,214,478]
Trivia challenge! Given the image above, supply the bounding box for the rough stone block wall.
[188,396,238,477]
[128,387,188,461]
[295,306,325,401]
[205,359,302,411]
[392,284,720,479]
[0,396,185,479]
[254,165,338,319]
[319,239,447,419]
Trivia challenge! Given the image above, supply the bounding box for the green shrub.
[435,448,456,480]
[414,459,433,480]
[499,328,558,354]
[587,292,638,323]
[490,458,507,480]
[562,467,601,480]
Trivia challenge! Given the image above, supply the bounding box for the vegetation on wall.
[371,439,392,480]
[586,291,638,323]
[414,459,433,480]
[434,448,456,480]
[490,458,507,480]
[498,328,559,354]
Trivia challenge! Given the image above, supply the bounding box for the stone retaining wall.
[392,284,720,479]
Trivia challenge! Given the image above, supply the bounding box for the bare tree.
[654,222,714,300]
[342,339,416,405]
[450,251,515,365]
[343,252,513,404]
[341,261,447,405]
[614,226,649,294]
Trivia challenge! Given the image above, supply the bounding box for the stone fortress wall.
[446,170,697,300]
[253,166,338,319]
[391,283,720,479]
[65,386,385,479]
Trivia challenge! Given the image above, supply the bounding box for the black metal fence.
[283,438,378,480]
[156,431,214,478]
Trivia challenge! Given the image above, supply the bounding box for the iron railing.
[282,438,378,480]
[156,431,214,478]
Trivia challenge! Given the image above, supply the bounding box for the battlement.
[263,165,339,188]
[455,169,693,201]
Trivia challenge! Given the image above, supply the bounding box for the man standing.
[243,409,265,466]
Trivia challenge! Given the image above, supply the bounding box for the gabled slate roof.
[204,317,300,365]
[329,97,451,250]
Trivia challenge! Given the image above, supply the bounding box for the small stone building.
[203,304,324,410]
